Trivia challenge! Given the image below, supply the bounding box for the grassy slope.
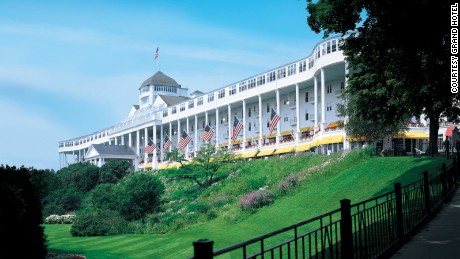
[45,154,448,258]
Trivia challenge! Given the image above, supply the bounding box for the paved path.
[391,187,460,259]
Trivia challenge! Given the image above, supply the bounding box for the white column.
[215,108,219,149]
[295,83,301,141]
[276,89,280,146]
[205,111,209,125]
[121,134,125,146]
[128,132,132,147]
[228,104,232,149]
[186,117,190,158]
[314,75,318,133]
[177,120,181,149]
[169,122,172,152]
[258,94,263,148]
[153,125,157,168]
[115,136,118,145]
[242,99,246,151]
[109,138,112,145]
[160,124,164,160]
[321,68,326,129]
[144,127,148,162]
[136,130,140,170]
[194,114,198,154]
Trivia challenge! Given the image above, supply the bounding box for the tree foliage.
[164,144,237,188]
[0,165,47,258]
[99,160,131,184]
[307,0,454,154]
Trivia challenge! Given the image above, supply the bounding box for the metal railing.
[191,157,459,258]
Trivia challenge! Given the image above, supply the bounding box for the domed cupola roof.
[140,71,180,89]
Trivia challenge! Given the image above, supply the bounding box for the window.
[180,103,185,112]
[248,78,256,89]
[202,121,205,129]
[277,68,286,79]
[268,71,276,82]
[229,85,237,95]
[188,100,194,109]
[327,41,331,54]
[197,97,203,106]
[305,113,309,120]
[305,92,309,102]
[322,43,326,56]
[267,103,270,112]
[257,75,266,86]
[299,60,307,72]
[327,85,332,94]
[288,64,296,76]
[309,57,314,69]
[316,47,320,59]
[208,93,215,102]
[218,89,225,99]
[141,96,149,105]
[284,115,288,122]
[248,122,251,131]
[248,108,252,117]
[239,81,247,92]
[341,82,345,90]
[326,103,332,111]
[284,96,289,105]
[162,109,168,117]
[141,86,149,93]
[332,40,337,52]
[172,106,177,114]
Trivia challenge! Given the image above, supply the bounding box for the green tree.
[99,160,131,184]
[0,165,47,257]
[120,173,164,221]
[164,144,237,188]
[307,0,454,155]
[57,162,100,193]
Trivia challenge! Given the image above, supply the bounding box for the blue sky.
[0,0,324,170]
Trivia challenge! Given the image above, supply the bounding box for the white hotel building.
[58,36,432,170]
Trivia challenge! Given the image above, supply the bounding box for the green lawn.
[45,155,448,258]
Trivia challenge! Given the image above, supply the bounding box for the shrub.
[45,214,76,224]
[70,210,129,236]
[278,174,300,195]
[238,188,275,211]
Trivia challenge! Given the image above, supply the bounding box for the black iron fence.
[191,157,459,259]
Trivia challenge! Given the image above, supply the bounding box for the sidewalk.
[391,187,460,259]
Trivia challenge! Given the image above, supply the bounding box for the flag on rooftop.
[268,108,281,134]
[178,130,192,149]
[154,47,159,60]
[231,115,243,140]
[163,134,172,152]
[202,124,214,142]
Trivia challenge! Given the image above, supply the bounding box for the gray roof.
[159,95,190,106]
[92,144,136,156]
[140,71,180,89]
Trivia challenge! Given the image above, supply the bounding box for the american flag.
[231,115,243,140]
[163,134,172,152]
[178,130,192,149]
[154,47,159,60]
[144,139,156,155]
[269,108,281,134]
[202,124,214,142]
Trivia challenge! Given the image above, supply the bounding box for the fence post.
[394,183,404,239]
[340,199,353,259]
[423,171,431,216]
[441,163,447,197]
[193,239,214,259]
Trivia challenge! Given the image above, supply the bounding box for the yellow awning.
[232,140,241,145]
[349,136,366,142]
[275,146,295,154]
[158,164,168,170]
[241,151,258,158]
[296,143,311,152]
[399,132,429,139]
[144,164,152,169]
[257,149,275,157]
[281,130,294,136]
[266,133,277,139]
[320,135,344,145]
[254,136,260,140]
[246,138,252,142]
[219,142,229,147]
[300,126,311,132]
[326,120,344,129]
[311,139,320,147]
